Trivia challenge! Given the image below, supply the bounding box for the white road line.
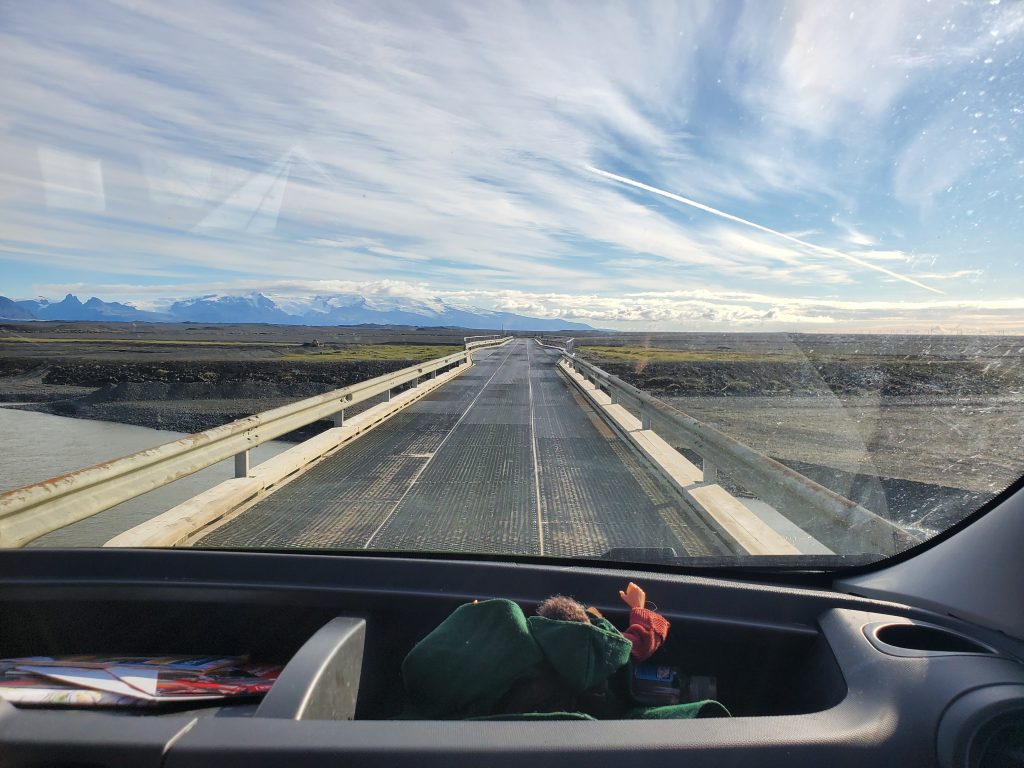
[361,341,519,548]
[526,339,545,555]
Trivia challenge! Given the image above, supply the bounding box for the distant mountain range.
[0,292,594,331]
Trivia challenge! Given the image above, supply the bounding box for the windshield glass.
[1,1,1022,568]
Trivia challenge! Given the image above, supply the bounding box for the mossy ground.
[0,336,293,347]
[280,344,463,362]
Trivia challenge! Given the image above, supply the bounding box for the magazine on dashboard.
[3,655,247,673]
[0,656,282,707]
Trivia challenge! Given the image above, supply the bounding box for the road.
[200,340,729,556]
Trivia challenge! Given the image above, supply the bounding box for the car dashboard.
[1,548,1022,767]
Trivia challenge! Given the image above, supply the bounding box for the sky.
[1,0,1023,332]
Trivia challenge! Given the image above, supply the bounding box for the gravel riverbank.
[3,337,1020,537]
[0,358,416,439]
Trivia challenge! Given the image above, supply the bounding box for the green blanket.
[401,599,730,720]
[402,599,544,718]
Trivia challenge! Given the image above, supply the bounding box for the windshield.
[1,1,1022,569]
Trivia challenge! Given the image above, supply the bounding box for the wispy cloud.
[844,228,876,248]
[586,167,945,295]
[912,270,984,281]
[1,0,1022,331]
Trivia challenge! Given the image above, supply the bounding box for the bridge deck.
[199,340,729,556]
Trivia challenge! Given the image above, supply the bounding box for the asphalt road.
[200,339,728,557]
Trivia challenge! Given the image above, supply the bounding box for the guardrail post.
[234,450,249,478]
[702,459,718,485]
[386,388,392,402]
[333,410,345,427]
[0,347,481,548]
[640,406,651,430]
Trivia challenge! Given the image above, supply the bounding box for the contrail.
[586,166,944,295]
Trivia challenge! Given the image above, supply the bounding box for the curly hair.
[536,595,589,623]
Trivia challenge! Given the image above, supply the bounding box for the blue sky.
[1,0,1022,331]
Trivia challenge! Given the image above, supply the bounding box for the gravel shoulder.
[666,393,1024,494]
[664,393,1024,534]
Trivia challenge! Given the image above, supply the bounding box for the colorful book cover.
[4,655,246,673]
[0,657,281,707]
[109,664,282,697]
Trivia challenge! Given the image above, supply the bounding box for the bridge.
[0,338,914,557]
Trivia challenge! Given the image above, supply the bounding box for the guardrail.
[558,350,915,555]
[536,336,575,354]
[0,338,512,548]
[465,335,513,350]
[104,359,473,548]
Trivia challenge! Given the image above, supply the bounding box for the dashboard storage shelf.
[2,550,1024,767]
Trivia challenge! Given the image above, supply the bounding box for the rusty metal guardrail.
[536,336,575,354]
[550,344,915,555]
[465,335,512,350]
[0,338,512,548]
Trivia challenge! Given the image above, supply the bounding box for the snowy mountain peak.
[3,290,594,331]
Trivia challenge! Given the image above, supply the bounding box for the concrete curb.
[557,359,806,556]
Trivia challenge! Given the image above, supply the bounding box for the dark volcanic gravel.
[3,358,419,440]
[590,359,1024,398]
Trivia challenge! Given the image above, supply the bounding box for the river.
[0,408,291,547]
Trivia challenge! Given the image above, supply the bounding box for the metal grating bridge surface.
[200,340,729,557]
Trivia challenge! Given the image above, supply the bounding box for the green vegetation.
[280,344,464,362]
[0,336,294,347]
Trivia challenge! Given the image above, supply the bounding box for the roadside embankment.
[0,358,419,439]
[571,354,1023,532]
[584,357,1024,398]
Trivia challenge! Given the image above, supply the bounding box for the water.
[0,409,291,547]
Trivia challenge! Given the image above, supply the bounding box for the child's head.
[536,595,588,623]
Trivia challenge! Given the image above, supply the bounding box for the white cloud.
[25,278,1024,333]
[856,250,911,263]
[911,269,984,281]
[845,228,876,248]
[588,167,943,294]
[1,0,1021,331]
[36,146,106,212]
